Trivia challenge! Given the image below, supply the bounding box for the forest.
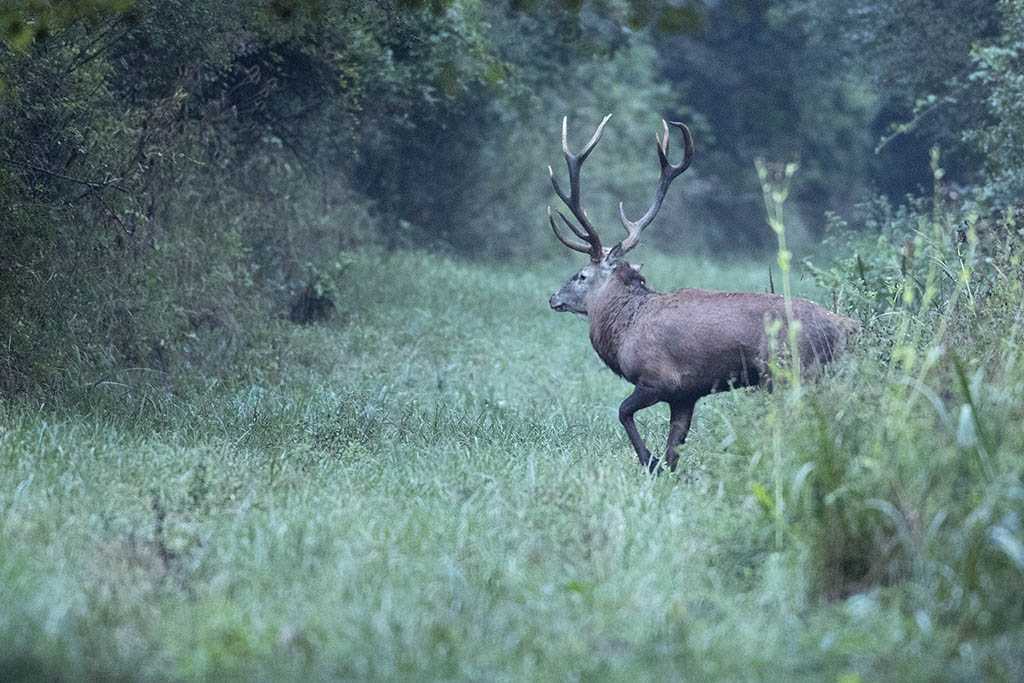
[1,0,1023,680]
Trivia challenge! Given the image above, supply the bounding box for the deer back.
[589,264,857,396]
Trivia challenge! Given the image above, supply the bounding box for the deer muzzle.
[549,293,568,312]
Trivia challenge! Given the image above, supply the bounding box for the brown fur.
[588,263,857,472]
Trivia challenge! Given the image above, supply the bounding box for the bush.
[0,0,684,391]
[738,182,1024,657]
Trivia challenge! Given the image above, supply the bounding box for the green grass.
[2,249,1023,681]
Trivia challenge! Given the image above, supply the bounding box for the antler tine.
[548,207,593,254]
[670,120,694,172]
[557,207,590,241]
[619,120,694,253]
[577,113,612,163]
[549,114,613,262]
[548,165,571,214]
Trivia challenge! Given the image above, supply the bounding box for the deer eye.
[579,273,587,281]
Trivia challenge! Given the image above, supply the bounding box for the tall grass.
[1,230,1022,680]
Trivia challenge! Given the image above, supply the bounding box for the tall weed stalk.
[759,147,1024,646]
[755,157,801,550]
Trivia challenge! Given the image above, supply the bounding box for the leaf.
[988,526,1024,574]
[751,481,774,513]
[791,462,815,501]
[957,403,976,449]
[562,580,594,598]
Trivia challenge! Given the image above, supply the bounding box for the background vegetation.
[3,0,1021,390]
[2,0,1023,680]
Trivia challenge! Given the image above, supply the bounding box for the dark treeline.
[2,0,1023,392]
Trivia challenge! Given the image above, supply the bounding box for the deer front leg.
[618,385,663,472]
[664,398,697,472]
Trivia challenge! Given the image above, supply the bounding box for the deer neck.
[588,266,654,376]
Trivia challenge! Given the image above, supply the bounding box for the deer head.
[547,114,693,318]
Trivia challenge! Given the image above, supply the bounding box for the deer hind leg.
[665,397,697,472]
[618,385,663,472]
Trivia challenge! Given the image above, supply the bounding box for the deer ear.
[631,262,643,273]
[606,243,625,263]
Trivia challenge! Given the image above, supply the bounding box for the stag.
[548,114,858,472]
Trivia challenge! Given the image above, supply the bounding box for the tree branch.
[0,155,127,194]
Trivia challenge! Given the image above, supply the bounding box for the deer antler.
[548,114,612,263]
[619,120,693,254]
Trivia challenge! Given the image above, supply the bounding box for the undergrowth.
[2,224,1023,680]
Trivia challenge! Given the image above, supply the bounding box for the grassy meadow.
[7,2,1024,680]
[2,247,1023,681]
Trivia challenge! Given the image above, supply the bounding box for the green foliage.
[2,245,1023,679]
[794,0,999,107]
[4,0,1024,678]
[769,289,1024,642]
[793,0,998,139]
[966,0,1024,204]
[781,0,1006,205]
[0,0,133,50]
[1,35,153,391]
[655,0,881,249]
[805,171,1023,324]
[756,165,1024,655]
[0,0,685,390]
